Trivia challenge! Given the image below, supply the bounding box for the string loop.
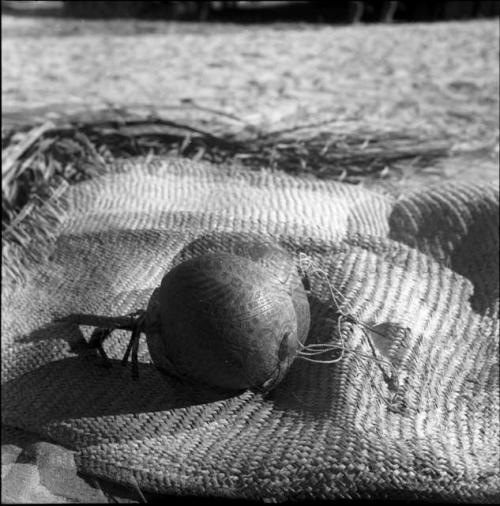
[296,253,403,408]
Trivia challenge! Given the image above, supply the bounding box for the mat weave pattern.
[2,157,499,501]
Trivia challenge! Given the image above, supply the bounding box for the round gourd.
[145,250,309,392]
[63,236,310,393]
[168,232,310,345]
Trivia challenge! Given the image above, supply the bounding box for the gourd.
[63,235,310,392]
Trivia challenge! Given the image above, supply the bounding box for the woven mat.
[2,157,499,501]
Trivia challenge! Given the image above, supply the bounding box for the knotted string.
[296,253,404,408]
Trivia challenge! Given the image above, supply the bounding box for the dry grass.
[2,104,465,234]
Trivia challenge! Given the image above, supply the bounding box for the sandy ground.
[2,15,499,184]
[2,16,498,129]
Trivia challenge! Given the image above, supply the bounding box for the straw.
[2,107,461,233]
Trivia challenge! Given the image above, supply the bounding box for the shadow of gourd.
[2,355,238,420]
[4,320,242,447]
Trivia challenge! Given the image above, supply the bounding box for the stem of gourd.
[57,312,144,331]
[57,311,146,379]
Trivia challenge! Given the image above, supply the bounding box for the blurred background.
[2,0,500,21]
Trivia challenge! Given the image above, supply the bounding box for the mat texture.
[2,157,499,501]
